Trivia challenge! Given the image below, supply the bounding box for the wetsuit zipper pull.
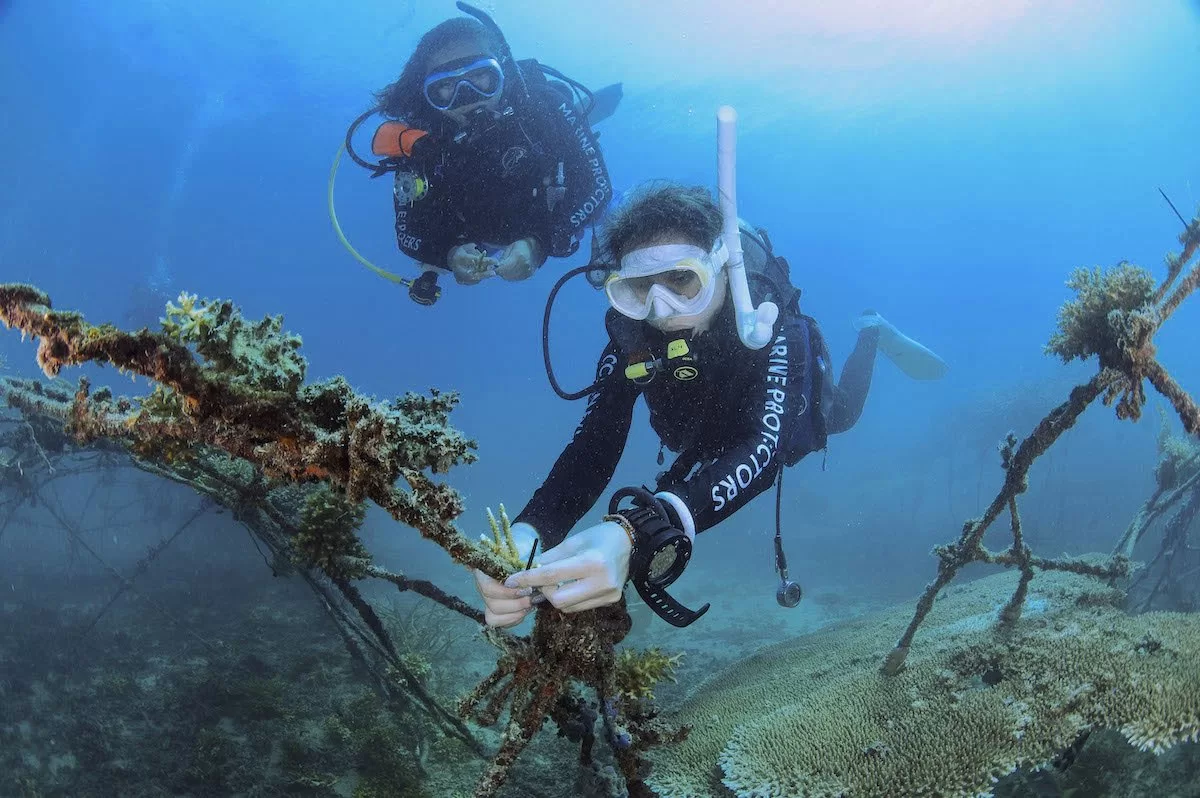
[656,443,665,466]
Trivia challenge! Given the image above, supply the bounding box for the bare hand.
[473,522,539,628]
[494,238,544,282]
[448,244,497,285]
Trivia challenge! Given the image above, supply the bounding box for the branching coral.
[1044,220,1200,431]
[0,283,485,567]
[162,291,305,393]
[1111,410,1200,613]
[479,503,526,571]
[1046,263,1158,366]
[461,603,634,794]
[882,206,1200,676]
[292,484,370,579]
[0,284,660,797]
[615,647,683,702]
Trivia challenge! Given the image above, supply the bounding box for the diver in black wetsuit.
[362,6,617,300]
[474,183,947,628]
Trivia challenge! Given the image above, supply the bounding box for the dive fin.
[587,83,623,126]
[854,311,947,381]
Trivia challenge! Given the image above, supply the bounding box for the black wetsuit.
[516,297,880,548]
[392,61,612,267]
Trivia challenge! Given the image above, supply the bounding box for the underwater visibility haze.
[1,1,1199,796]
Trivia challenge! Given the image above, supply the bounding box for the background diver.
[343,2,621,305]
[474,181,948,629]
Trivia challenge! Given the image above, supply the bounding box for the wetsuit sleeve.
[393,170,461,267]
[534,95,612,258]
[514,344,637,548]
[657,318,823,535]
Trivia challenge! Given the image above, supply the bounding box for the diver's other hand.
[448,244,496,285]
[474,569,532,628]
[503,521,632,613]
[473,522,539,628]
[494,238,544,281]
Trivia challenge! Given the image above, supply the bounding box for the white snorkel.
[717,106,778,350]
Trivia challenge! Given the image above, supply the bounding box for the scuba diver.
[340,2,620,305]
[473,179,948,630]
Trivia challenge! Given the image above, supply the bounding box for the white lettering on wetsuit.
[395,207,423,253]
[558,102,611,228]
[710,335,790,513]
[573,353,618,435]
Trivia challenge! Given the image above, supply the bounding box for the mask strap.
[709,238,729,271]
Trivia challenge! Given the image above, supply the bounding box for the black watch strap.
[632,578,710,628]
[613,505,666,550]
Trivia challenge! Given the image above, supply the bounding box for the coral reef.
[1045,263,1158,367]
[615,647,683,702]
[1112,409,1200,612]
[882,206,1200,674]
[0,283,480,554]
[0,566,456,798]
[5,203,1194,797]
[162,291,306,393]
[292,484,370,579]
[645,569,1200,798]
[0,285,654,797]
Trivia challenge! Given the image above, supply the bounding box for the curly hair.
[374,18,503,120]
[601,182,724,266]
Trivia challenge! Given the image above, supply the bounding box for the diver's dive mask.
[423,56,505,111]
[605,240,728,322]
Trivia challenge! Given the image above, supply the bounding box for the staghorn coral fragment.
[646,569,1200,798]
[480,504,526,572]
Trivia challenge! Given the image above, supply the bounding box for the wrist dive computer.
[606,486,710,628]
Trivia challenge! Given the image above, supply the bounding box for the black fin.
[587,82,623,126]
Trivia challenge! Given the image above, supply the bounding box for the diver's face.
[649,271,728,333]
[639,234,729,334]
[426,41,503,124]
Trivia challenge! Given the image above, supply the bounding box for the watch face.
[645,536,690,586]
[648,544,680,581]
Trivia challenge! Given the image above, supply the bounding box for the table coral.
[646,569,1200,798]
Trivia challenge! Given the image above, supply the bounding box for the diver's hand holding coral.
[494,238,543,281]
[473,521,539,628]
[503,521,632,614]
[448,243,497,285]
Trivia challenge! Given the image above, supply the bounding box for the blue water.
[3,0,1198,591]
[1,3,1199,791]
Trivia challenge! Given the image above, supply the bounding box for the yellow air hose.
[327,144,412,287]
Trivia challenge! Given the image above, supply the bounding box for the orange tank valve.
[372,121,430,158]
